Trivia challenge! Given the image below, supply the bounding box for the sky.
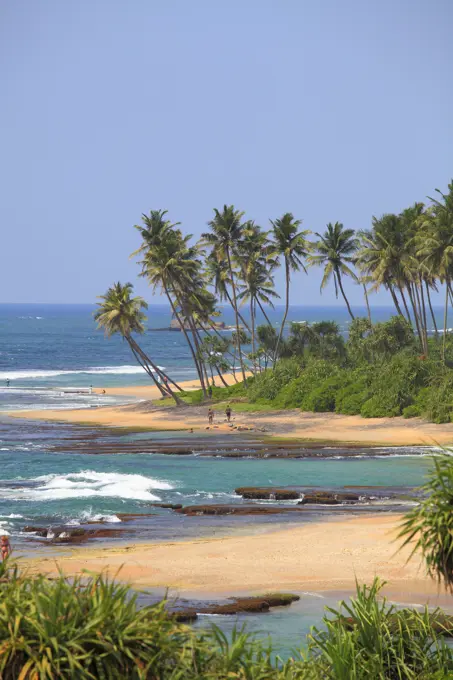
[1,0,452,306]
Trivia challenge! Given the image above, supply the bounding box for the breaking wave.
[0,365,165,380]
[2,470,174,502]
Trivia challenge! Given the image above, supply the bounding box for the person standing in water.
[6,378,10,387]
[225,404,232,422]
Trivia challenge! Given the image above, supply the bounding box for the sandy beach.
[9,374,453,446]
[23,514,443,602]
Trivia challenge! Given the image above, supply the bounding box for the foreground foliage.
[0,561,452,678]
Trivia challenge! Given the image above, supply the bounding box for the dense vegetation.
[182,316,453,423]
[95,178,453,420]
[3,455,453,678]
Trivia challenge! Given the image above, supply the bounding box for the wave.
[0,365,165,380]
[2,470,174,502]
[67,509,122,525]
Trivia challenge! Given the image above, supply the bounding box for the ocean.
[0,303,445,651]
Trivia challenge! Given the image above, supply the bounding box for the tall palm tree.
[133,210,209,395]
[202,205,248,383]
[417,183,453,361]
[270,213,310,363]
[308,222,358,320]
[94,282,183,405]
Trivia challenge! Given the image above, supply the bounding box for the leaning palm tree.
[94,282,183,405]
[308,222,358,320]
[269,213,310,363]
[202,205,248,383]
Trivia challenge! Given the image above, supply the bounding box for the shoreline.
[21,514,446,605]
[6,374,453,446]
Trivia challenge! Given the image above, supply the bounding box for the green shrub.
[300,374,347,412]
[402,404,421,418]
[336,384,371,415]
[361,394,401,418]
[248,359,303,403]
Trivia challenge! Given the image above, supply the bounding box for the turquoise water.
[0,303,444,653]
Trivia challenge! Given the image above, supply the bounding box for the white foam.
[0,365,165,380]
[3,470,174,502]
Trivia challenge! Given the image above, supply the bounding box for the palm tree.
[270,213,310,363]
[94,282,183,405]
[202,205,248,383]
[308,222,357,320]
[416,182,453,361]
[133,210,209,396]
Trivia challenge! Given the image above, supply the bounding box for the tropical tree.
[202,205,248,383]
[94,282,183,404]
[236,221,279,366]
[308,222,358,320]
[416,182,453,362]
[133,210,210,396]
[269,213,310,363]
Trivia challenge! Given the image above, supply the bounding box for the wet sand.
[10,382,453,447]
[23,514,441,601]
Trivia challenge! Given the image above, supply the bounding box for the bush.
[248,359,303,403]
[402,404,421,418]
[300,374,347,412]
[336,382,371,415]
[273,360,339,409]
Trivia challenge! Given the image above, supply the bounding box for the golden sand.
[23,514,442,601]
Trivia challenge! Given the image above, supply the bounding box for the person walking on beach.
[1,536,11,561]
[225,404,232,422]
[6,378,10,387]
[208,408,214,425]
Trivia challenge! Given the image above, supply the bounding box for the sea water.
[0,303,446,652]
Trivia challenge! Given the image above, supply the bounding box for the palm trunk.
[256,297,273,327]
[407,284,424,353]
[398,285,412,325]
[128,336,183,405]
[362,283,372,325]
[418,277,429,355]
[425,281,438,338]
[224,289,251,333]
[164,281,207,396]
[226,246,247,384]
[336,269,354,320]
[274,260,289,367]
[250,297,256,371]
[216,366,228,387]
[389,285,405,318]
[188,315,210,395]
[127,337,165,395]
[443,280,449,363]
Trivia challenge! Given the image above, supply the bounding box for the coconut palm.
[202,205,248,383]
[94,282,183,404]
[308,222,357,320]
[416,183,453,361]
[133,211,210,395]
[270,213,310,363]
[235,221,279,365]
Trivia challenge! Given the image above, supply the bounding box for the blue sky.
[1,0,452,305]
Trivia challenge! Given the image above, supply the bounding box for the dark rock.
[235,487,300,500]
[149,503,183,510]
[298,491,360,505]
[23,526,48,537]
[177,504,304,516]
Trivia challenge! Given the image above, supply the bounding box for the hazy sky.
[1,0,452,306]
